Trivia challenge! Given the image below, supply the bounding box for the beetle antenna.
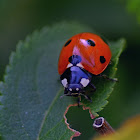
[79,93,92,102]
[60,92,71,99]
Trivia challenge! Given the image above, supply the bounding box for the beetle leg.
[89,83,96,92]
[109,60,112,65]
[80,93,92,102]
[98,74,118,82]
[77,96,81,107]
[60,89,71,98]
[64,88,68,94]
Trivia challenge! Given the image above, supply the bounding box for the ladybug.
[58,32,114,104]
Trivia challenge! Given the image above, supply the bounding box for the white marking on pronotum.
[76,63,84,68]
[80,78,90,87]
[61,78,68,87]
[67,63,84,68]
[67,63,73,68]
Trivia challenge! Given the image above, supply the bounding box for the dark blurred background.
[0,0,140,140]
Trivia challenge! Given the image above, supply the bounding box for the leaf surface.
[0,22,125,140]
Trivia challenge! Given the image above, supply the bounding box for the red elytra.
[58,32,111,75]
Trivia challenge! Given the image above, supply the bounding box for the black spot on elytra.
[69,55,82,65]
[87,39,95,47]
[64,40,71,47]
[100,56,106,63]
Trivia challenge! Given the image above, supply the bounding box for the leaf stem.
[93,117,115,136]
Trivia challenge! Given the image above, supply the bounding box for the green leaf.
[0,22,125,140]
[93,115,140,140]
[0,22,92,140]
[126,0,140,24]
